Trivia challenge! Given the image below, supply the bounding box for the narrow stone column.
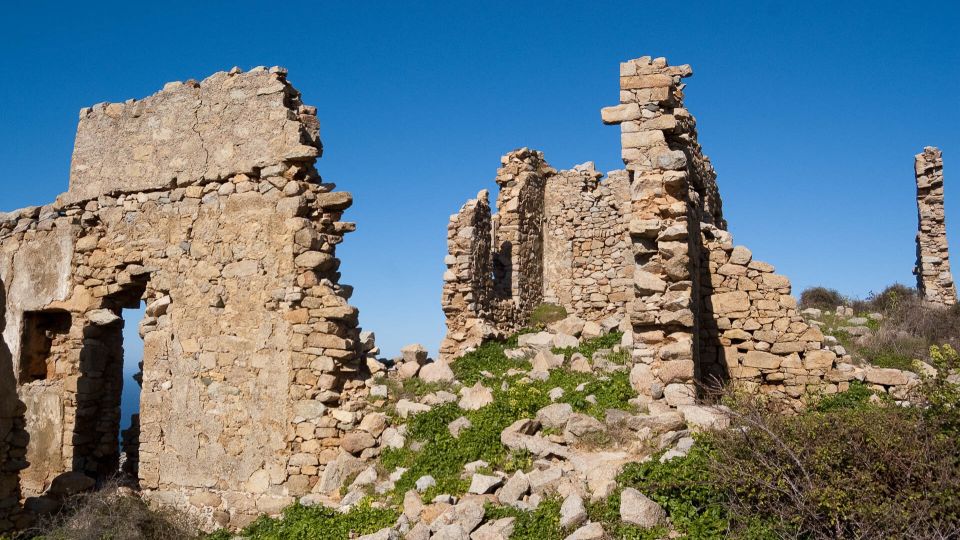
[601,57,700,406]
[440,191,494,359]
[914,147,957,306]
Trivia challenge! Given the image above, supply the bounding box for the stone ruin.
[442,56,927,410]
[0,67,387,531]
[0,56,949,534]
[914,146,957,306]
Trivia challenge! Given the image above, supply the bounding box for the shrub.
[618,442,734,538]
[32,487,200,540]
[851,283,917,314]
[856,292,960,369]
[705,395,960,539]
[529,303,567,327]
[813,381,883,412]
[799,287,845,310]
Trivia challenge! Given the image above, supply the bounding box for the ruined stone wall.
[914,147,956,306]
[491,149,552,331]
[440,191,494,359]
[0,68,385,529]
[441,153,633,358]
[543,166,632,322]
[603,56,862,410]
[601,57,703,405]
[438,55,919,409]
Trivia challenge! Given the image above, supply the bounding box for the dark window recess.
[19,310,71,382]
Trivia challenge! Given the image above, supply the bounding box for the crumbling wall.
[543,166,632,321]
[491,149,552,330]
[440,153,633,359]
[0,67,382,529]
[600,57,704,405]
[440,191,494,359]
[601,56,872,409]
[914,147,956,306]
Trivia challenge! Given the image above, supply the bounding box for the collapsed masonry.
[443,56,910,408]
[0,68,386,531]
[914,147,957,306]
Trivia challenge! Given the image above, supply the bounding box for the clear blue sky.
[2,0,959,365]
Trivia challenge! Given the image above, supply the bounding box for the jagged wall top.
[63,66,321,205]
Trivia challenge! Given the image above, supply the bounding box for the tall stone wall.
[0,68,384,530]
[543,165,632,322]
[601,56,867,409]
[601,57,705,405]
[440,192,494,359]
[914,147,956,306]
[491,149,553,330]
[441,153,633,359]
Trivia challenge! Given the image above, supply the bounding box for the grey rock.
[620,487,665,527]
[560,493,587,529]
[469,474,503,494]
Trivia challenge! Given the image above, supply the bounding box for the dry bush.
[706,393,960,539]
[848,283,918,314]
[29,485,201,540]
[858,289,960,369]
[799,287,846,310]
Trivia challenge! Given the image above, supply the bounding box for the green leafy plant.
[208,501,398,540]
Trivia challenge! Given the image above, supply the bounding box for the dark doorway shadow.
[0,275,30,531]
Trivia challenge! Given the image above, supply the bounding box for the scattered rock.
[420,361,455,383]
[448,416,473,438]
[459,382,494,410]
[560,492,587,529]
[536,403,573,429]
[468,474,503,494]
[401,343,429,364]
[415,475,437,492]
[565,522,604,540]
[620,488,665,527]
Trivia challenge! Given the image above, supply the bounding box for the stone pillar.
[601,57,701,406]
[914,147,957,306]
[440,191,494,359]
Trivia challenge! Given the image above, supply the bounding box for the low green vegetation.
[206,502,398,540]
[486,499,564,539]
[528,303,568,327]
[382,332,635,502]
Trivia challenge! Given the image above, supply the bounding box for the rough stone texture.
[0,68,378,531]
[64,69,320,205]
[543,166,632,322]
[440,154,630,359]
[441,56,919,410]
[914,147,956,306]
[440,192,494,358]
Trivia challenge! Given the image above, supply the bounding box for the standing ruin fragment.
[442,56,854,408]
[0,67,382,531]
[914,147,957,306]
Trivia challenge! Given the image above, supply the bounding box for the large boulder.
[419,361,455,383]
[620,487,665,527]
